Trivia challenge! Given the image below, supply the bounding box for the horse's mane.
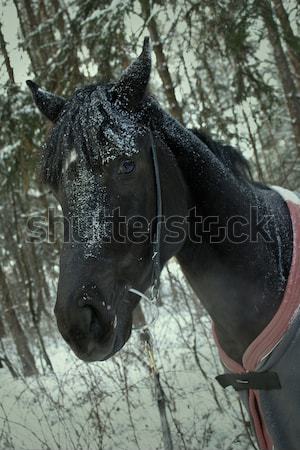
[190,129,253,182]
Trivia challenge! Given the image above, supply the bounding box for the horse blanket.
[213,186,300,450]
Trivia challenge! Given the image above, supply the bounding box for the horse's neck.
[179,162,292,363]
[155,108,293,363]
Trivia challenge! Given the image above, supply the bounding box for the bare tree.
[0,266,38,377]
[0,23,15,84]
[260,0,300,154]
[271,0,300,86]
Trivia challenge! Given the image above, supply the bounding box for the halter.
[149,129,162,301]
[129,128,162,314]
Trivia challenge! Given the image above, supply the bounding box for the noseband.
[129,129,162,312]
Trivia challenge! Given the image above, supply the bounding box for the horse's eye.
[118,160,135,175]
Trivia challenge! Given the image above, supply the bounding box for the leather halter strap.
[128,128,162,312]
[149,129,162,302]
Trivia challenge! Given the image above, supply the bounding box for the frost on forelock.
[43,84,148,258]
[68,85,145,165]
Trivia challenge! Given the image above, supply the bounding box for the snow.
[84,0,128,24]
[0,142,20,160]
[27,188,43,198]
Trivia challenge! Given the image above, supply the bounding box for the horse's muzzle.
[54,287,120,362]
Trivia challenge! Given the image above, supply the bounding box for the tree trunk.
[13,0,38,73]
[22,0,45,68]
[260,0,300,154]
[0,22,15,83]
[0,341,18,378]
[139,0,184,123]
[0,266,38,377]
[271,0,300,86]
[10,191,54,372]
[50,0,65,36]
[0,316,6,339]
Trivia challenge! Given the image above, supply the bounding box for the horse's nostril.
[88,306,111,341]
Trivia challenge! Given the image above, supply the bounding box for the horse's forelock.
[41,84,149,186]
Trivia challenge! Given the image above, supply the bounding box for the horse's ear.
[26,80,66,123]
[111,37,151,111]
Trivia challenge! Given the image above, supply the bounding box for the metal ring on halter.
[129,288,152,303]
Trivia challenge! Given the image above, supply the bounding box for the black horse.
[28,38,298,450]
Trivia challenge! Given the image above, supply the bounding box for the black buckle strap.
[216,371,281,391]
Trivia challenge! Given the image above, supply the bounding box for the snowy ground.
[0,264,254,450]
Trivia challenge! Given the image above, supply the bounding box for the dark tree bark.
[22,0,46,69]
[0,266,38,377]
[272,0,300,85]
[13,0,38,73]
[0,317,6,339]
[11,191,54,372]
[0,341,18,378]
[0,23,15,83]
[50,0,66,35]
[260,0,300,154]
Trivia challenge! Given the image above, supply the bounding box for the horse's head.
[27,38,188,362]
